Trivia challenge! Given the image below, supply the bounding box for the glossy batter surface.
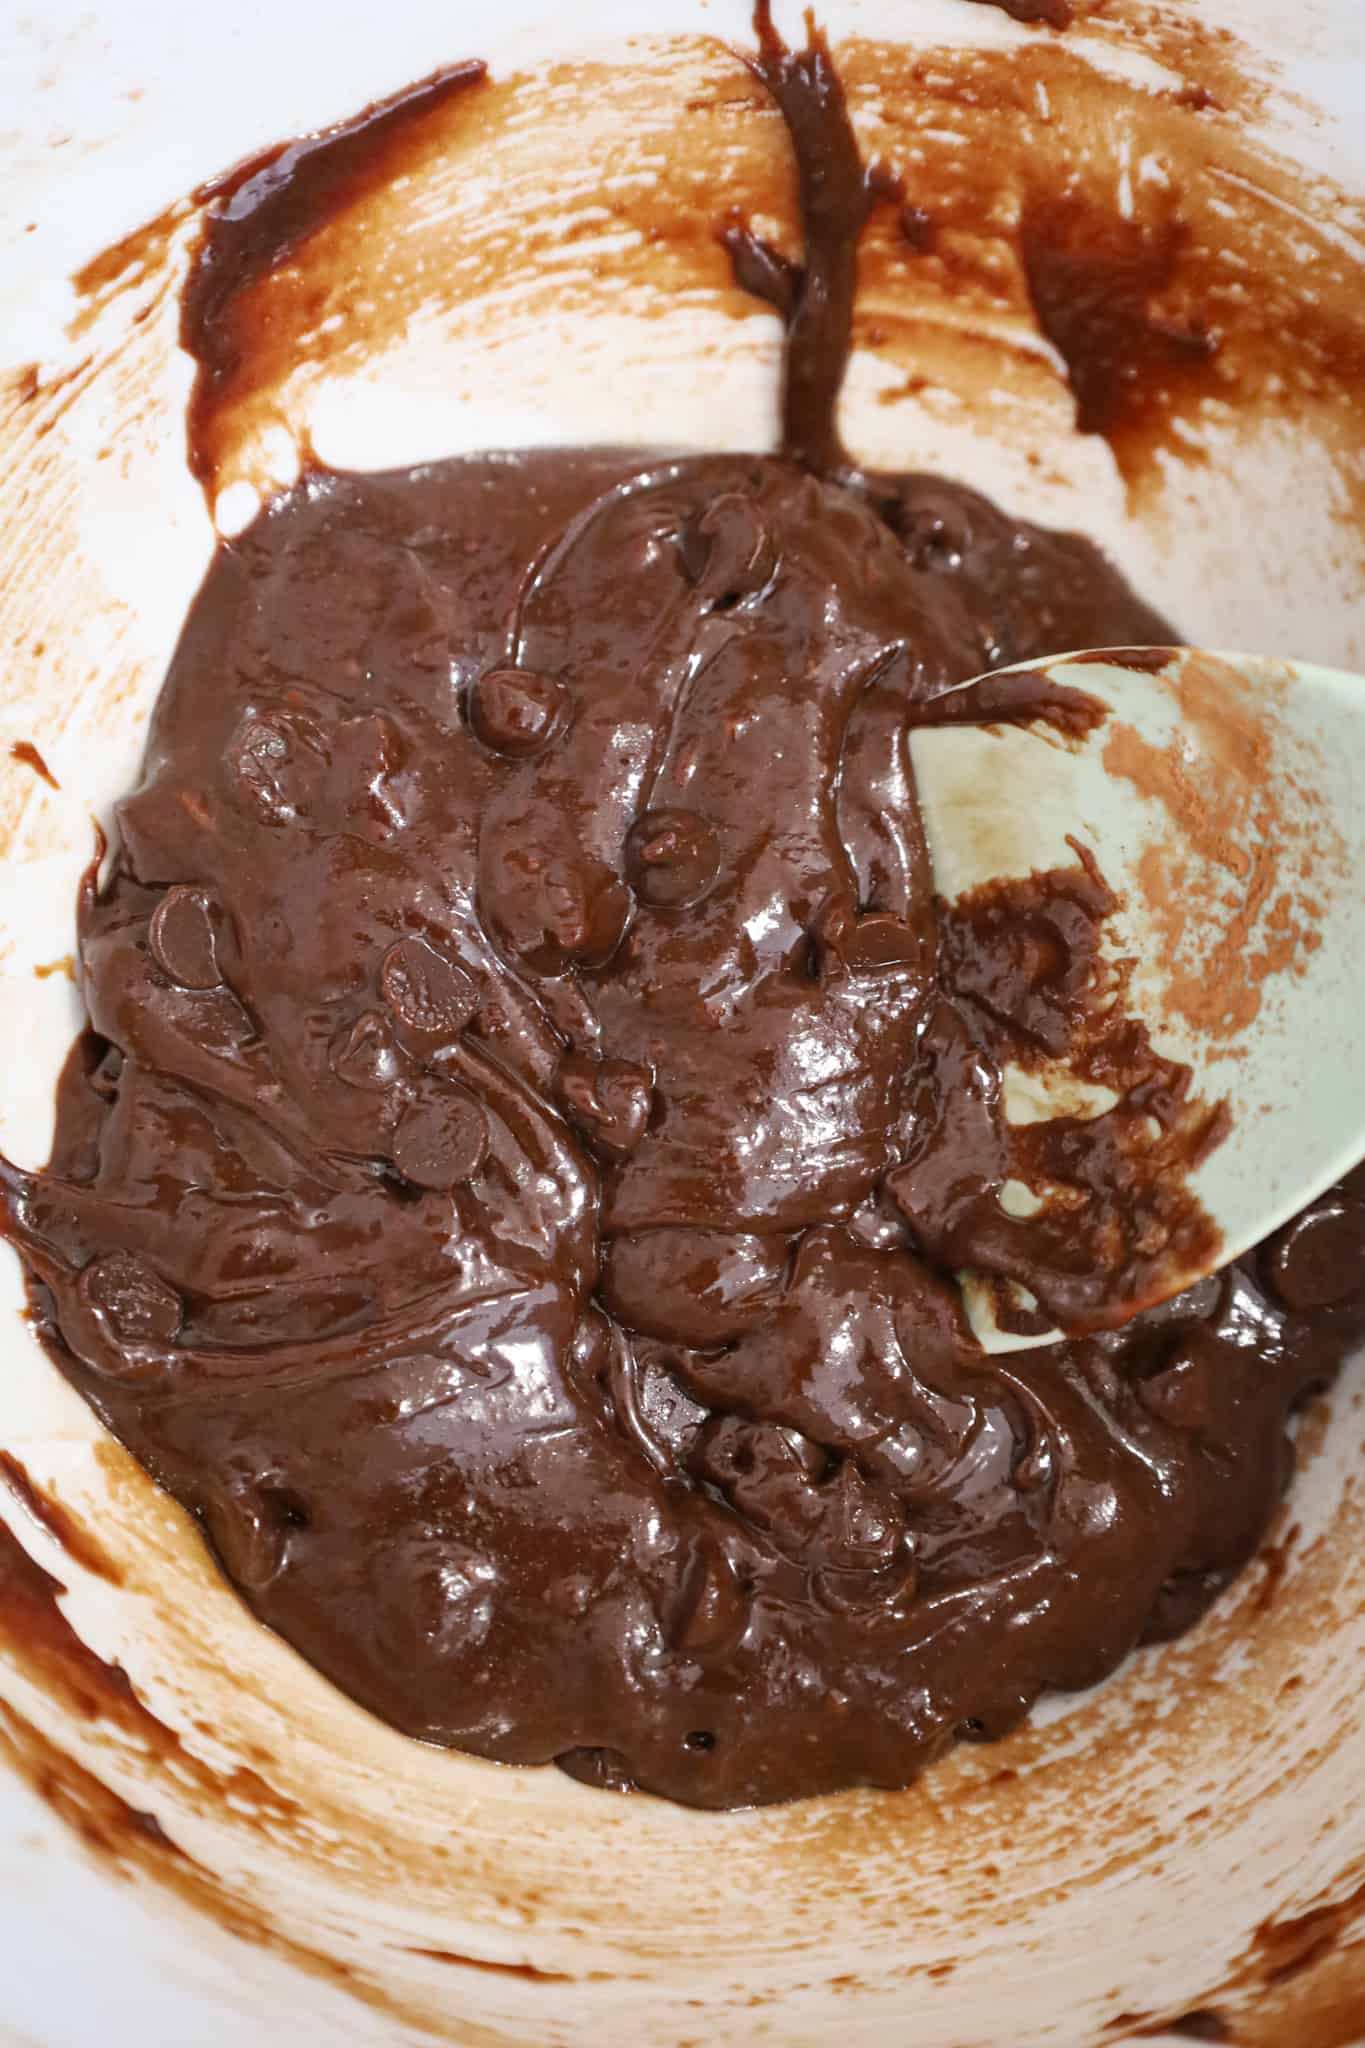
[5,10,1365,1809]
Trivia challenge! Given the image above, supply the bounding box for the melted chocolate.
[4,10,1364,1809]
[1019,197,1221,447]
[965,0,1074,26]
[10,740,60,791]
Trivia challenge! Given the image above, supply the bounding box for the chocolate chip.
[204,1490,284,1592]
[88,1044,123,1102]
[329,1010,401,1093]
[379,936,477,1055]
[467,667,568,757]
[79,1251,182,1347]
[495,858,632,975]
[1011,1439,1054,1491]
[815,1534,919,1616]
[900,204,936,252]
[1264,1202,1365,1311]
[886,484,975,571]
[812,893,924,978]
[817,1458,907,1573]
[148,886,223,989]
[673,1539,750,1655]
[391,1091,488,1189]
[555,1052,653,1161]
[1138,1348,1213,1429]
[555,1747,637,1794]
[202,1484,309,1593]
[227,711,301,825]
[692,1417,907,1572]
[626,809,721,909]
[601,1228,788,1346]
[680,492,775,604]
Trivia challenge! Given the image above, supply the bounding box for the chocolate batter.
[4,9,1364,1809]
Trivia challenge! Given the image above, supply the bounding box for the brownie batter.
[4,9,1364,1809]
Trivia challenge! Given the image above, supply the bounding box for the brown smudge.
[181,60,489,486]
[0,1689,450,2036]
[1101,655,1343,1042]
[906,667,1107,741]
[1118,2014,1232,2044]
[0,1513,145,1726]
[0,1515,299,1822]
[1144,1863,1365,2046]
[34,954,77,983]
[403,1947,590,1983]
[1250,1519,1300,1617]
[0,1695,187,1869]
[6,363,40,409]
[1018,198,1221,464]
[139,15,1364,522]
[0,1451,123,1583]
[1062,647,1176,674]
[0,1507,633,2039]
[1165,2009,1232,2042]
[832,34,1365,503]
[9,740,59,790]
[71,205,193,327]
[1253,1875,1365,1989]
[963,0,1074,29]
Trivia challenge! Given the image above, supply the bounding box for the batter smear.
[4,11,1363,1808]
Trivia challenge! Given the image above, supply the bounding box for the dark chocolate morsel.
[391,1091,488,1189]
[626,809,721,909]
[467,667,568,758]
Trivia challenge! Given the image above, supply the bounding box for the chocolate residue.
[147,4,1365,525]
[1019,198,1220,464]
[1129,2014,1232,2045]
[0,1513,153,1731]
[964,0,1074,27]
[403,1946,582,1984]
[4,7,1364,1814]
[1062,646,1176,674]
[0,1450,123,1583]
[889,844,1229,1332]
[1101,654,1342,1042]
[1137,1860,1365,2045]
[10,740,59,791]
[1253,1879,1365,1989]
[742,0,870,473]
[1250,1517,1300,1617]
[0,1515,423,2030]
[717,210,802,324]
[906,667,1107,740]
[829,32,1364,502]
[181,60,488,485]
[0,1503,304,1841]
[0,1688,185,1870]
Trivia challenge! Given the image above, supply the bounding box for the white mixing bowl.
[0,2,1361,2042]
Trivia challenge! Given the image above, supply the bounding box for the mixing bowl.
[0,1,1361,2041]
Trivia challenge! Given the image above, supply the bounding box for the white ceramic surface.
[0,4,1362,2045]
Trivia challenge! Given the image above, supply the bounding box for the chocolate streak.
[965,0,1074,27]
[4,13,1364,1809]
